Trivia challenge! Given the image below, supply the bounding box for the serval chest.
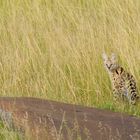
[111,67,129,100]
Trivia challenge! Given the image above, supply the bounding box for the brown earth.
[0,97,140,140]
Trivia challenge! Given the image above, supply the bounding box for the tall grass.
[0,120,21,140]
[0,0,140,116]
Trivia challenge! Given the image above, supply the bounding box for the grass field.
[0,0,140,116]
[0,120,20,140]
[0,0,140,139]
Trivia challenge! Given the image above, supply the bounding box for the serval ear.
[111,53,117,62]
[102,52,108,61]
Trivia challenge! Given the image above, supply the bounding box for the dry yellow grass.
[0,0,140,117]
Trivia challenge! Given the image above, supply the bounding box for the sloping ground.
[0,97,140,140]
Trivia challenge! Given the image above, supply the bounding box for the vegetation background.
[0,0,140,139]
[0,0,140,117]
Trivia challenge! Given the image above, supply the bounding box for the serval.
[102,53,139,105]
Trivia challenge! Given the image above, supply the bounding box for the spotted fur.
[102,53,139,105]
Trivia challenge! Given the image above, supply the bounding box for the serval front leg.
[113,88,120,102]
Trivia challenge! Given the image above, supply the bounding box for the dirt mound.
[0,97,140,140]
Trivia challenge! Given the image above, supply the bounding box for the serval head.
[102,53,119,72]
